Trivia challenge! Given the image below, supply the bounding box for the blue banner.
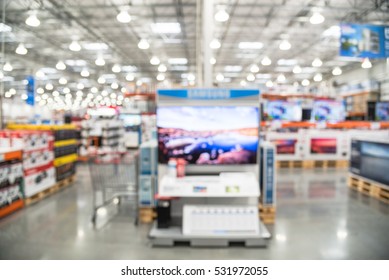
[340,23,389,58]
[26,75,35,106]
[157,88,260,99]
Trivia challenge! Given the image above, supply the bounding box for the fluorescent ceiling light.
[95,56,106,66]
[256,73,272,79]
[261,56,272,66]
[238,42,263,49]
[301,79,310,86]
[25,12,40,27]
[56,61,66,70]
[158,64,167,72]
[45,83,54,90]
[138,39,150,50]
[214,8,229,22]
[65,59,86,67]
[59,77,67,85]
[277,59,297,66]
[224,65,242,72]
[277,74,286,83]
[151,22,181,34]
[361,58,372,68]
[0,23,12,32]
[81,69,90,77]
[210,39,221,49]
[332,67,342,75]
[216,73,224,82]
[3,62,13,72]
[35,70,45,78]
[126,73,135,81]
[310,12,325,25]
[275,66,292,72]
[293,65,302,74]
[82,42,108,50]
[301,67,317,73]
[91,87,98,93]
[250,64,260,73]
[168,58,188,64]
[150,56,160,65]
[69,40,81,52]
[312,58,323,67]
[170,65,188,71]
[112,64,121,73]
[15,43,28,55]
[117,9,131,23]
[266,80,273,87]
[246,73,255,81]
[322,25,340,38]
[279,40,291,50]
[240,80,247,86]
[187,73,195,81]
[111,82,119,89]
[210,57,216,65]
[313,73,323,82]
[156,73,165,81]
[98,76,106,84]
[77,83,85,90]
[122,65,137,72]
[236,53,257,59]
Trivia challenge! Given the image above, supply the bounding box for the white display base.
[149,221,271,247]
[159,172,260,198]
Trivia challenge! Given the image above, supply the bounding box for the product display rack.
[0,148,24,218]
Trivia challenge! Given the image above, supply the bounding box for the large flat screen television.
[311,100,345,122]
[310,138,337,154]
[271,139,298,154]
[264,100,302,121]
[157,106,259,165]
[375,102,389,121]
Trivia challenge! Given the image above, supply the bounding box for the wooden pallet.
[348,175,389,204]
[25,175,76,206]
[259,204,276,224]
[277,160,348,169]
[139,207,156,223]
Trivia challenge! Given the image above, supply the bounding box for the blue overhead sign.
[157,89,260,100]
[26,75,35,106]
[340,23,389,58]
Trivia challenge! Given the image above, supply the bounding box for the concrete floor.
[1,165,389,260]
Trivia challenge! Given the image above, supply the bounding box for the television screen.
[359,141,389,185]
[271,139,298,154]
[157,106,259,165]
[311,100,345,121]
[375,102,389,121]
[310,138,337,154]
[264,100,302,121]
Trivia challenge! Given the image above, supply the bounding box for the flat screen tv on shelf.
[375,102,389,121]
[157,106,259,165]
[264,100,302,121]
[271,139,298,154]
[310,138,337,154]
[311,100,345,122]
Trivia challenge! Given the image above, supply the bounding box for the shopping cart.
[89,151,139,226]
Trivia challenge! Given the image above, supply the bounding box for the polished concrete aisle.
[1,165,389,260]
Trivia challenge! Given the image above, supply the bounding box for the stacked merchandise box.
[139,140,158,207]
[0,147,24,218]
[140,114,157,143]
[1,129,56,198]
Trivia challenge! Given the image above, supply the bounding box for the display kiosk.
[149,88,271,247]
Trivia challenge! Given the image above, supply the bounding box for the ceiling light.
[116,9,131,23]
[3,62,13,72]
[66,93,72,99]
[77,83,85,90]
[332,67,342,76]
[21,93,28,100]
[151,22,181,34]
[111,82,119,89]
[138,39,150,50]
[91,87,98,93]
[82,42,108,50]
[238,42,263,49]
[361,58,372,69]
[266,80,273,87]
[210,57,216,65]
[261,56,272,66]
[126,73,135,81]
[37,87,44,94]
[35,70,45,78]
[277,59,298,66]
[136,80,142,86]
[59,77,67,85]
[0,23,12,32]
[313,73,323,82]
[69,40,81,52]
[41,93,48,99]
[0,71,3,79]
[63,87,70,94]
[168,58,188,64]
[81,69,90,77]
[15,43,28,55]
[279,40,291,50]
[121,88,126,94]
[210,39,221,49]
[95,56,106,66]
[216,73,224,82]
[293,65,302,74]
[240,80,247,87]
[277,74,286,83]
[224,65,242,72]
[56,61,66,70]
[46,83,54,90]
[214,8,229,22]
[247,73,255,81]
[150,56,160,65]
[250,64,260,73]
[301,79,310,86]
[98,76,106,84]
[156,73,165,81]
[310,12,325,25]
[76,91,83,97]
[25,12,40,27]
[312,58,323,67]
[158,64,167,72]
[112,64,121,73]
[187,73,195,81]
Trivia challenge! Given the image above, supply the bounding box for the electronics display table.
[149,172,271,247]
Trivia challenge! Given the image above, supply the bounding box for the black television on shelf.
[157,106,259,165]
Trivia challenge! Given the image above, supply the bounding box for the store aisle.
[1,166,389,260]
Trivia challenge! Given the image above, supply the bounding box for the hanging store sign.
[157,89,260,100]
[26,75,35,106]
[340,23,389,58]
